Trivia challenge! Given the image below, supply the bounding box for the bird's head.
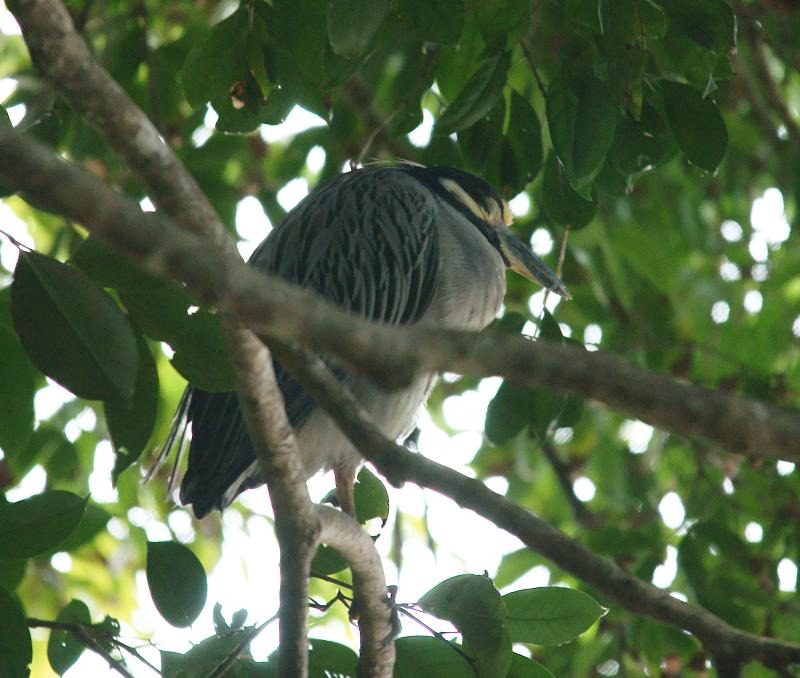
[413,166,571,299]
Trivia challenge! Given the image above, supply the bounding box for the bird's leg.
[334,464,357,518]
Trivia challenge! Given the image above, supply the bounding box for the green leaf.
[0,491,87,559]
[0,586,31,677]
[180,12,249,109]
[105,334,159,481]
[170,310,235,392]
[503,587,604,645]
[485,381,535,445]
[609,103,678,174]
[161,627,255,677]
[146,541,207,627]
[11,251,139,401]
[53,503,111,553]
[476,0,532,47]
[310,543,348,575]
[546,75,618,197]
[662,81,728,172]
[396,0,464,45]
[508,653,556,678]
[47,599,91,675]
[541,155,597,229]
[435,52,511,135]
[419,574,507,651]
[5,427,76,482]
[661,0,737,54]
[462,626,512,677]
[354,466,390,525]
[504,91,544,189]
[394,636,474,677]
[327,0,388,58]
[307,638,358,676]
[0,559,27,591]
[0,325,36,454]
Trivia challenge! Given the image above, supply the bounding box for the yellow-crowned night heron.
[173,164,570,518]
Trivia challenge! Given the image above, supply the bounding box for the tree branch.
[1,129,798,470]
[265,344,800,673]
[223,325,317,676]
[26,618,136,678]
[317,506,396,678]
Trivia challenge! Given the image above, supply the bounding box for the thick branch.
[224,325,317,676]
[269,345,800,672]
[317,506,396,678]
[1,130,799,468]
[6,0,236,252]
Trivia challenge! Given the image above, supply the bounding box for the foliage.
[1,0,799,675]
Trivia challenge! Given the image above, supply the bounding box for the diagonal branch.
[266,344,800,673]
[3,1,382,674]
[1,129,798,469]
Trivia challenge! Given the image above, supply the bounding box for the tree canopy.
[1,0,799,676]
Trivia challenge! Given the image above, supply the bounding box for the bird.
[170,163,570,519]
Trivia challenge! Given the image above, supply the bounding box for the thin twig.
[27,618,136,678]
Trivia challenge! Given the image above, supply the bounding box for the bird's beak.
[498,229,572,299]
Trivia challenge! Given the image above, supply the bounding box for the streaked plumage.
[173,164,569,518]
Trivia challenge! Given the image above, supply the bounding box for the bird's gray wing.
[178,168,440,516]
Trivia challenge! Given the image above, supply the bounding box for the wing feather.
[177,168,440,516]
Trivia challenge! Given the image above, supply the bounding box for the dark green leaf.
[504,587,604,645]
[5,427,76,482]
[435,52,511,135]
[419,574,507,651]
[662,81,728,172]
[170,310,235,392]
[485,381,535,445]
[476,0,532,46]
[307,638,358,676]
[0,325,35,454]
[504,91,544,189]
[394,636,474,677]
[161,626,255,677]
[396,0,464,45]
[106,334,159,481]
[47,599,91,675]
[11,251,139,400]
[461,626,512,677]
[0,586,31,677]
[53,504,111,553]
[180,12,249,109]
[546,76,618,197]
[354,466,390,525]
[0,559,26,591]
[661,0,737,54]
[609,103,678,174]
[311,544,348,575]
[508,653,556,678]
[541,155,597,229]
[146,541,207,627]
[327,0,388,58]
[0,491,87,559]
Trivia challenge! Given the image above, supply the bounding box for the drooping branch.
[265,344,800,673]
[1,129,799,470]
[316,506,396,677]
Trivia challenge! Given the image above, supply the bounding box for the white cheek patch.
[439,177,485,222]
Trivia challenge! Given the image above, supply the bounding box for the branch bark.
[267,344,800,673]
[223,325,317,676]
[317,506,396,677]
[3,1,395,674]
[1,129,799,470]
